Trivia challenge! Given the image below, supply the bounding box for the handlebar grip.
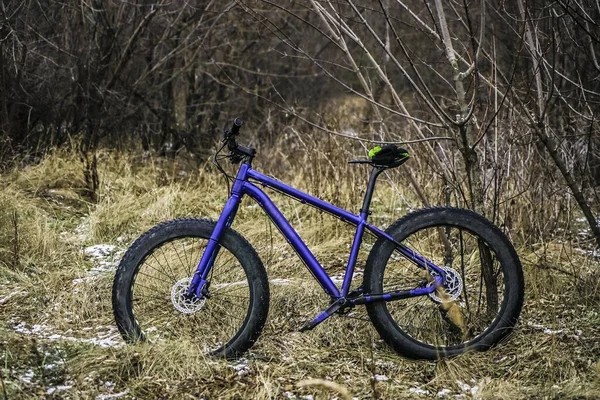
[231,118,243,136]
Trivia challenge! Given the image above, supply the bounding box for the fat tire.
[364,207,524,360]
[112,218,270,359]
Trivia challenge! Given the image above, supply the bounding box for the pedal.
[299,298,345,332]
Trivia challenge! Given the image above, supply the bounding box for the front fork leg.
[187,194,241,298]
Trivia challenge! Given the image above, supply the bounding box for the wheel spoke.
[365,209,523,359]
[114,220,268,359]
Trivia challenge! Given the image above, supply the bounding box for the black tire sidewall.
[364,207,524,360]
[112,219,270,359]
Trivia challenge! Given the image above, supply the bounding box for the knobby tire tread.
[112,218,270,359]
[363,207,524,360]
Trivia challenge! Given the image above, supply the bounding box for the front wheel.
[112,218,270,359]
[364,207,524,360]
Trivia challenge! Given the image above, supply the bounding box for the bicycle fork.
[187,193,241,298]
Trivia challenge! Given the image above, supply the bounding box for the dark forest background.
[2,3,600,398]
[2,0,600,246]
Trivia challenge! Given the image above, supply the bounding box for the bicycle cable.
[212,140,236,196]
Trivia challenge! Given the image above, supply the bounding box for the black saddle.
[349,144,410,169]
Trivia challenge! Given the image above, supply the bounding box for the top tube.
[247,169,362,225]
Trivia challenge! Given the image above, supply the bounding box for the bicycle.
[112,118,524,360]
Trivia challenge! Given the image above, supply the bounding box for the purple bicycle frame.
[188,163,445,303]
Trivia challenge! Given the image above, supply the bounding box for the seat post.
[360,166,385,216]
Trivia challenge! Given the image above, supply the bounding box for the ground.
[1,151,599,399]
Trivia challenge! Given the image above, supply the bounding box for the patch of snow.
[0,289,27,305]
[374,360,396,369]
[331,269,363,284]
[84,244,117,258]
[228,358,250,377]
[46,385,73,395]
[574,247,600,258]
[270,278,293,285]
[96,390,130,400]
[456,381,478,396]
[20,369,35,384]
[526,321,569,336]
[437,388,451,398]
[12,321,123,348]
[44,359,65,370]
[373,374,389,381]
[73,244,125,286]
[284,391,315,400]
[543,328,564,335]
[14,323,47,335]
[409,387,429,395]
[74,218,90,242]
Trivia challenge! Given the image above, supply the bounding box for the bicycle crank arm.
[299,298,346,332]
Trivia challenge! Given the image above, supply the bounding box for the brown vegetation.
[0,144,598,398]
[1,0,600,398]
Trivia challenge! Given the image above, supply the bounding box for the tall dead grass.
[0,139,599,398]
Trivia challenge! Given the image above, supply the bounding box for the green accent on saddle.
[368,146,382,159]
[401,152,409,157]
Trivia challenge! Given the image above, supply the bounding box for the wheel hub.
[427,267,463,303]
[171,278,206,314]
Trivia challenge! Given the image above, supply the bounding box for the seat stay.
[366,225,447,277]
[246,168,446,290]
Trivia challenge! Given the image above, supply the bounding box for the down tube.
[242,182,341,298]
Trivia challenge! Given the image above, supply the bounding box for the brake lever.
[223,129,232,142]
[228,153,244,164]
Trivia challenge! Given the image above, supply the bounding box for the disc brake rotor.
[171,278,206,314]
[427,267,463,303]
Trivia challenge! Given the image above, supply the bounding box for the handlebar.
[231,118,243,136]
[224,118,243,151]
[222,117,256,163]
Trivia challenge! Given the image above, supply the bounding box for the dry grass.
[1,147,599,399]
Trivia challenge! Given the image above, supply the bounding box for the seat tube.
[342,218,366,296]
[342,167,384,296]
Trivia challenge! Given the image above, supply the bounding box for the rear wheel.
[364,207,524,360]
[112,219,269,359]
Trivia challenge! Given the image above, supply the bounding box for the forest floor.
[1,150,599,399]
